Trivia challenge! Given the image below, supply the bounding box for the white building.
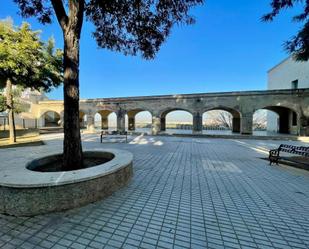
[267,56,309,133]
[0,89,48,129]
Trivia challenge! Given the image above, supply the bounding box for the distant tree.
[263,0,309,61]
[216,112,232,129]
[204,111,232,129]
[13,0,204,170]
[205,110,267,131]
[0,19,63,143]
[253,110,267,130]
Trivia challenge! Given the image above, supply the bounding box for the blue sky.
[1,0,303,100]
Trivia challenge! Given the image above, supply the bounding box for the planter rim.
[0,149,133,188]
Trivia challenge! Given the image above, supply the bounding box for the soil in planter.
[33,156,113,172]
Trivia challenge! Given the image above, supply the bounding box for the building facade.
[0,89,47,130]
[267,56,309,134]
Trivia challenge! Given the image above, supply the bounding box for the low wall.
[0,128,39,139]
[0,149,133,216]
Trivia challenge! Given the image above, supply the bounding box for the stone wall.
[30,89,309,136]
[267,57,309,132]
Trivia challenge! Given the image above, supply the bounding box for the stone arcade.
[31,89,309,136]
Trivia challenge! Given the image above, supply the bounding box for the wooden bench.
[269,144,309,165]
[100,130,128,143]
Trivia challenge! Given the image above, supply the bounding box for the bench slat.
[269,144,309,165]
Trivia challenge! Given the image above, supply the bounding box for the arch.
[126,109,153,133]
[202,106,241,119]
[40,111,61,127]
[108,112,117,131]
[161,108,193,134]
[97,110,114,117]
[255,103,299,116]
[253,109,269,134]
[203,110,233,133]
[255,106,299,135]
[127,108,153,117]
[202,107,241,134]
[40,110,61,118]
[95,110,117,130]
[94,113,102,129]
[97,110,113,130]
[160,108,193,118]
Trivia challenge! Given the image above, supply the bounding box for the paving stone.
[0,134,309,249]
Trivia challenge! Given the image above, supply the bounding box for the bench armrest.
[269,149,280,165]
[269,149,280,156]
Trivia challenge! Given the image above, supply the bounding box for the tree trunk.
[50,0,84,170]
[6,78,16,144]
[62,30,83,170]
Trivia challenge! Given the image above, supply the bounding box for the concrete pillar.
[232,117,241,133]
[193,112,203,133]
[241,112,253,135]
[86,114,95,132]
[128,117,135,131]
[160,117,166,131]
[101,116,108,130]
[152,115,161,135]
[117,110,126,133]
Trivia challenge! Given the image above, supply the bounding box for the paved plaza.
[0,134,309,249]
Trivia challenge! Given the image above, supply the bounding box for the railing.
[0,117,38,131]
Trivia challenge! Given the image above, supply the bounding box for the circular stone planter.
[0,149,133,216]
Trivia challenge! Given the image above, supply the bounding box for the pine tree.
[263,0,309,61]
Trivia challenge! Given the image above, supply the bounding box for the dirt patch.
[29,154,114,172]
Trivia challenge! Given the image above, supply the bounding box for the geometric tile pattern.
[0,134,309,249]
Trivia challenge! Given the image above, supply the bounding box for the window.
[291,80,298,90]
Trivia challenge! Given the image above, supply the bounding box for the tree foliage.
[263,0,309,61]
[14,0,203,59]
[0,87,28,114]
[13,0,204,168]
[0,18,63,143]
[0,19,63,91]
